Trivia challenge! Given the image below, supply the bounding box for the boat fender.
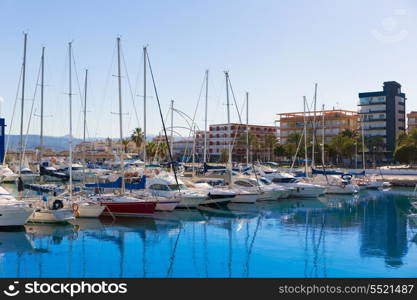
[72,203,80,217]
[51,199,64,210]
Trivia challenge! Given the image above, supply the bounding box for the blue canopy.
[345,170,366,176]
[125,176,146,190]
[85,176,146,190]
[85,177,122,189]
[311,168,344,176]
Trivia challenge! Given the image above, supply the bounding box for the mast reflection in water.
[0,190,416,277]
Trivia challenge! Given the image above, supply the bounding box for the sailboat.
[29,43,75,223]
[90,37,156,217]
[223,72,258,204]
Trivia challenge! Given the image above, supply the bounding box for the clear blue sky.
[0,0,416,140]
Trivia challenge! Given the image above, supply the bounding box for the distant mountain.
[5,134,158,151]
[6,135,84,151]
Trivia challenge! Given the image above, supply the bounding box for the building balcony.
[362,118,386,122]
[358,109,386,114]
[363,126,386,130]
[358,101,386,106]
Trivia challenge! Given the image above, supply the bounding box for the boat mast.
[303,96,308,176]
[117,37,125,194]
[225,71,232,171]
[246,91,249,165]
[312,83,317,168]
[361,114,366,172]
[170,100,174,158]
[19,33,27,176]
[68,42,73,201]
[40,46,45,161]
[321,104,325,166]
[143,46,147,163]
[83,68,88,183]
[203,69,209,164]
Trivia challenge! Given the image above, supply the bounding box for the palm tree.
[131,127,144,155]
[146,141,156,160]
[121,138,130,153]
[264,134,277,161]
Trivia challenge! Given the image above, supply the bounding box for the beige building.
[277,109,359,144]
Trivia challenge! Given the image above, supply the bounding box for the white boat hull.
[176,196,207,208]
[155,199,180,211]
[29,209,75,223]
[325,185,358,194]
[231,193,258,203]
[77,204,105,218]
[0,208,34,226]
[201,197,233,206]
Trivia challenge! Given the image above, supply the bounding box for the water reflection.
[0,190,415,277]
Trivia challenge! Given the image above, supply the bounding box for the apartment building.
[277,109,358,144]
[358,81,406,158]
[192,124,277,162]
[407,111,417,132]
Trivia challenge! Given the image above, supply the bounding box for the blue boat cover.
[311,168,344,175]
[85,176,147,190]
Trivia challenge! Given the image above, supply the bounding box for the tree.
[394,144,417,164]
[220,148,229,163]
[274,143,286,157]
[131,127,144,154]
[121,138,130,153]
[264,134,277,161]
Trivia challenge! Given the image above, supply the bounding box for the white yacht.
[263,172,325,198]
[232,177,289,201]
[19,168,39,183]
[310,175,359,195]
[146,175,207,208]
[183,179,236,206]
[0,166,18,183]
[0,187,34,227]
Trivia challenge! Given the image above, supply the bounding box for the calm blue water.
[1,188,417,278]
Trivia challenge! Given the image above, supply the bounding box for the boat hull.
[77,204,106,218]
[176,196,207,208]
[155,199,180,211]
[100,201,156,217]
[28,209,75,223]
[0,208,34,226]
[231,193,258,203]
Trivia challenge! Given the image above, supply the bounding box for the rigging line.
[226,75,245,153]
[121,45,140,132]
[22,58,42,160]
[3,66,23,164]
[94,43,117,138]
[71,48,87,139]
[181,72,206,163]
[146,51,181,192]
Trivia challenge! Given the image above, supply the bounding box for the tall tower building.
[358,81,406,159]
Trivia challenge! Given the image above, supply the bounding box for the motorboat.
[0,165,18,183]
[310,174,359,195]
[231,177,289,201]
[183,178,235,206]
[0,187,34,227]
[146,175,207,208]
[19,168,39,183]
[263,172,325,198]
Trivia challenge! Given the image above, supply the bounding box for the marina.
[2,2,417,286]
[1,188,417,277]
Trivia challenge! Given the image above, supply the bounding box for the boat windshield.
[168,184,188,190]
